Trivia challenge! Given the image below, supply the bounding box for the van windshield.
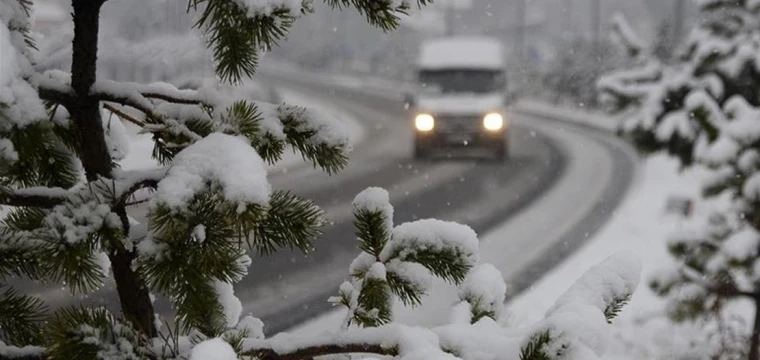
[419,69,505,95]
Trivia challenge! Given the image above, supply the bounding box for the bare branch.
[37,86,76,107]
[93,91,161,120]
[103,103,146,127]
[141,92,201,105]
[0,188,67,208]
[114,178,159,208]
[242,343,397,360]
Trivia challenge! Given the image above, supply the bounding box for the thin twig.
[103,103,146,127]
[125,197,151,207]
[142,92,201,105]
[0,191,66,208]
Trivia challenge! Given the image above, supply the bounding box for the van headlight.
[483,112,504,131]
[415,113,435,132]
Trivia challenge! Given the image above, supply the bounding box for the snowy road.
[236,70,638,333]
[15,70,636,336]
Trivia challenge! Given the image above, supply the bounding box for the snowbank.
[506,154,752,358]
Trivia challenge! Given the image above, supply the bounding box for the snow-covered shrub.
[600,1,760,358]
[1,0,642,360]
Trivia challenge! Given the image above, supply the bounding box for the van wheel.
[414,143,429,160]
[494,140,509,161]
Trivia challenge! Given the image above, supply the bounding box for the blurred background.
[29,0,698,108]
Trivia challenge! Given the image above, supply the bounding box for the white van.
[405,36,512,160]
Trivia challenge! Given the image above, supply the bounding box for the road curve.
[245,72,567,333]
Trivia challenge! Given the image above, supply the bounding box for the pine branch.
[396,247,472,285]
[46,307,143,360]
[325,0,432,31]
[519,330,554,360]
[0,221,48,280]
[191,0,300,83]
[279,105,350,174]
[250,190,323,255]
[0,286,47,346]
[7,123,81,189]
[354,277,392,327]
[353,208,390,258]
[603,293,632,324]
[385,270,423,307]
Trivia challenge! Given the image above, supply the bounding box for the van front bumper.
[415,129,506,148]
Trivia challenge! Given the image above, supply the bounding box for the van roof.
[418,36,504,70]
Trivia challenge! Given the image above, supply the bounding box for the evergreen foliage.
[519,331,558,360]
[599,1,760,358]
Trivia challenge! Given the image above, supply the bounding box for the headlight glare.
[483,113,504,131]
[415,113,435,132]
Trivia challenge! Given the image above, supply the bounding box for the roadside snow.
[505,154,752,358]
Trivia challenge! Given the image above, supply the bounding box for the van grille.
[436,115,481,132]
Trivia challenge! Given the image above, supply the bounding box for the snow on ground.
[506,154,692,357]
[506,153,757,359]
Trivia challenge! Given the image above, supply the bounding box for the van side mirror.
[404,93,415,109]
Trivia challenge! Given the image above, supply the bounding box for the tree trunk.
[70,0,157,337]
[749,298,760,360]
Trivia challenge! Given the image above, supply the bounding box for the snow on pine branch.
[32,72,351,173]
[231,0,304,17]
[455,263,507,324]
[337,188,482,325]
[0,8,47,128]
[519,252,641,360]
[235,253,641,360]
[151,133,270,211]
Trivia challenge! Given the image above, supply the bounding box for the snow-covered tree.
[1,0,643,359]
[599,1,760,358]
[542,14,639,107]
